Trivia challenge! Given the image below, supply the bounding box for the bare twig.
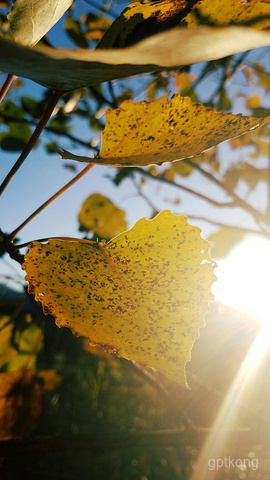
[0,73,15,103]
[9,163,95,241]
[0,113,99,152]
[184,159,267,226]
[0,91,63,197]
[133,167,235,208]
[185,214,270,239]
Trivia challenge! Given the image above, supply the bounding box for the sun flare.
[213,235,270,325]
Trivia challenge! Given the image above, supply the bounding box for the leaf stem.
[9,163,95,241]
[0,73,15,103]
[0,90,63,197]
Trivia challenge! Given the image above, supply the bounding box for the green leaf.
[6,323,42,371]
[45,141,59,153]
[0,99,25,120]
[61,94,270,167]
[0,122,32,151]
[1,26,270,91]
[7,0,74,46]
[78,193,127,239]
[22,211,216,386]
[21,96,41,118]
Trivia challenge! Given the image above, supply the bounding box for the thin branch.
[185,214,270,239]
[89,85,117,108]
[133,167,235,208]
[0,91,63,197]
[108,80,118,108]
[184,159,267,225]
[0,230,24,265]
[84,0,118,19]
[0,113,99,151]
[131,177,159,215]
[0,74,15,103]
[9,163,95,241]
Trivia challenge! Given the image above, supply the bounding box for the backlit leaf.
[0,369,60,439]
[8,0,74,46]
[223,162,268,192]
[78,193,127,239]
[97,0,189,49]
[7,323,43,371]
[22,211,216,386]
[208,227,244,258]
[98,0,270,49]
[1,26,270,90]
[246,95,261,109]
[61,94,270,167]
[185,0,270,30]
[0,316,17,369]
[84,13,111,40]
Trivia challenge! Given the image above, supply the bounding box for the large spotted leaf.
[61,94,270,167]
[22,211,216,386]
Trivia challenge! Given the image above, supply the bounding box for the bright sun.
[213,235,270,324]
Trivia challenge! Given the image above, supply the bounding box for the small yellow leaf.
[85,15,111,40]
[78,193,127,239]
[258,72,270,91]
[208,228,244,258]
[241,162,268,190]
[0,316,17,369]
[246,95,261,109]
[173,160,195,177]
[0,369,60,440]
[7,323,43,371]
[22,211,216,386]
[175,72,197,90]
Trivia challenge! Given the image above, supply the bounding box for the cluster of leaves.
[0,2,270,472]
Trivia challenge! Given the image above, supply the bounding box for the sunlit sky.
[213,235,270,325]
